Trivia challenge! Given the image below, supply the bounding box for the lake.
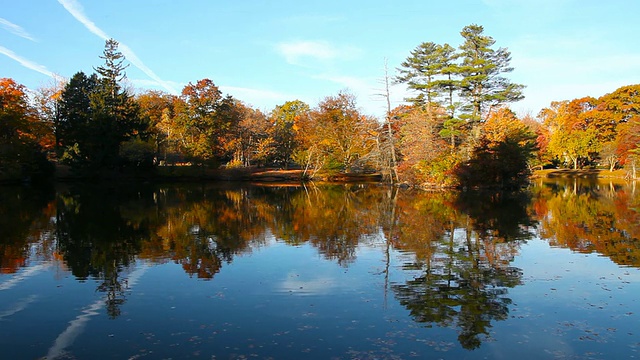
[1,178,639,359]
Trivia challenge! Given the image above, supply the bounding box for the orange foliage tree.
[455,108,536,188]
[0,78,53,180]
[305,91,377,172]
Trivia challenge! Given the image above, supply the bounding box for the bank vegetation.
[2,25,639,187]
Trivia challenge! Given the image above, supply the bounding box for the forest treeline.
[2,24,640,186]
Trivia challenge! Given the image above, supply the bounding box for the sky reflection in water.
[0,180,639,359]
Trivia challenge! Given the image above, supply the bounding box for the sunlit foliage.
[0,78,53,180]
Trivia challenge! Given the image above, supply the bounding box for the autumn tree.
[0,78,53,180]
[394,24,525,187]
[309,91,377,171]
[521,113,552,170]
[456,108,536,188]
[32,77,65,159]
[290,100,325,176]
[135,90,177,165]
[535,85,640,171]
[224,100,270,167]
[591,85,640,171]
[171,79,229,164]
[267,100,309,167]
[540,98,600,169]
[590,85,640,141]
[395,105,455,185]
[616,118,640,178]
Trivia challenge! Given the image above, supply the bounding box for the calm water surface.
[1,179,639,359]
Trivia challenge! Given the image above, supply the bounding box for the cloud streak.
[0,17,35,41]
[0,46,55,78]
[57,0,179,94]
[276,40,360,66]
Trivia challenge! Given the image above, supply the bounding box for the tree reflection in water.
[532,178,640,267]
[55,184,148,318]
[389,190,532,349]
[2,179,640,350]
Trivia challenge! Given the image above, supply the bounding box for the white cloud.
[0,17,35,41]
[0,46,55,78]
[278,272,336,296]
[57,0,179,95]
[276,40,360,65]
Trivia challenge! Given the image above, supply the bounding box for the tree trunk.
[382,59,399,183]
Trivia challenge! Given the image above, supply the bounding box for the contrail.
[0,295,38,320]
[0,17,35,41]
[0,46,55,78]
[57,0,179,94]
[45,263,149,359]
[0,262,53,291]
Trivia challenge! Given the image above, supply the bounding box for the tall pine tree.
[458,24,524,123]
[57,39,143,171]
[396,24,524,123]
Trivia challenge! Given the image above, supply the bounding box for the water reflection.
[389,190,530,349]
[0,185,55,273]
[1,179,640,352]
[532,178,640,267]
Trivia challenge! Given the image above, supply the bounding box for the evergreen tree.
[57,39,143,171]
[458,24,524,123]
[396,24,524,123]
[57,71,100,165]
[396,42,460,110]
[95,39,129,97]
[92,39,143,167]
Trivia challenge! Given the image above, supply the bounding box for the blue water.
[1,182,639,359]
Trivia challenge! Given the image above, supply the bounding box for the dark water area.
[1,179,639,359]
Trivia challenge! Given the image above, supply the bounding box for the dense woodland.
[2,24,640,187]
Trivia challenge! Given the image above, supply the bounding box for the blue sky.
[2,0,639,119]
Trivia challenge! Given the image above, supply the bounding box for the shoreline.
[531,168,632,179]
[2,166,635,187]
